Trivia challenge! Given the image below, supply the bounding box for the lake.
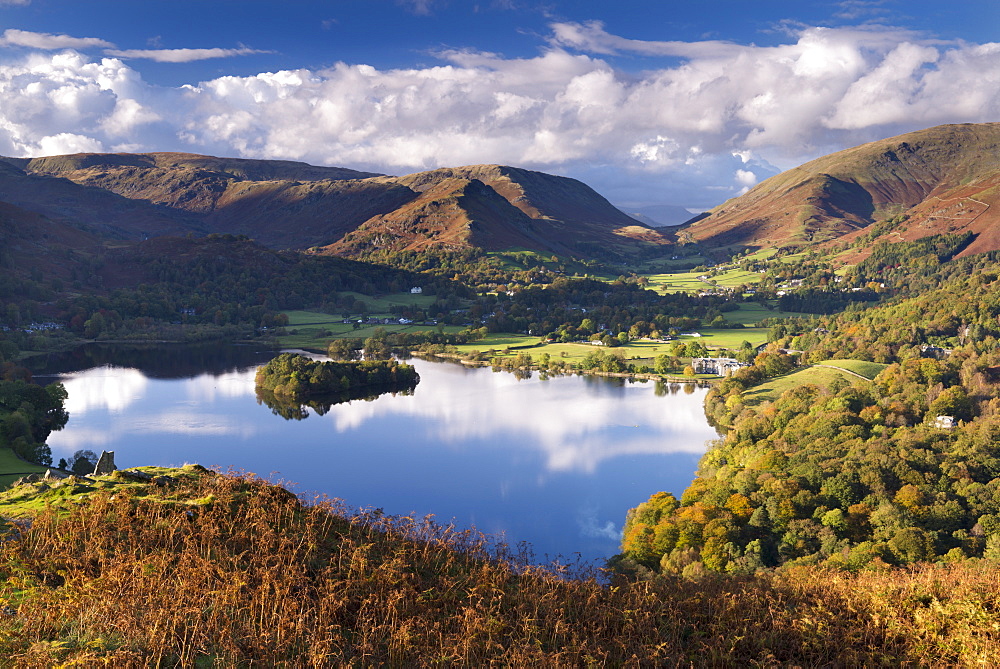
[35,343,719,564]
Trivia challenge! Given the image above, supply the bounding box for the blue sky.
[0,0,997,212]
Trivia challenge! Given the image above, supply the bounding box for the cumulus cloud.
[104,46,267,63]
[0,28,113,50]
[0,22,997,207]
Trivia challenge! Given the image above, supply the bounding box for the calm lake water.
[36,343,718,564]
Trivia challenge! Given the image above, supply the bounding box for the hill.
[681,123,1000,255]
[1,467,998,665]
[325,165,666,259]
[0,156,206,242]
[0,152,669,259]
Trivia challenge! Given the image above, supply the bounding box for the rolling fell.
[682,123,1000,256]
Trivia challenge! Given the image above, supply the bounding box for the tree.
[687,340,708,358]
[363,336,392,360]
[327,339,360,361]
[929,385,973,422]
[654,354,672,375]
[71,449,99,476]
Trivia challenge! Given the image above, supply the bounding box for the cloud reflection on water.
[45,355,716,562]
[50,366,261,457]
[322,361,717,473]
[60,367,149,415]
[50,358,718,475]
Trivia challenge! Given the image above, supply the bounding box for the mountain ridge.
[0,152,668,259]
[682,123,1000,255]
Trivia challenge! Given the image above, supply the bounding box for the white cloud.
[0,22,996,208]
[36,131,105,155]
[104,47,266,63]
[0,29,113,50]
[735,169,757,186]
[550,20,745,59]
[397,0,437,15]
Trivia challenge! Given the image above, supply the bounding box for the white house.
[934,415,957,429]
[692,357,749,376]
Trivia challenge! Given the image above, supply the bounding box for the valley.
[4,122,1000,663]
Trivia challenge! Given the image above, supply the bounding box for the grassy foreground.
[1,469,999,665]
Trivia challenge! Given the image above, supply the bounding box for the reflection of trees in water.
[30,342,277,378]
[255,384,417,421]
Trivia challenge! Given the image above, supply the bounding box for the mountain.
[0,152,668,259]
[681,123,1000,256]
[622,204,700,227]
[325,165,666,258]
[0,155,207,241]
[0,198,102,284]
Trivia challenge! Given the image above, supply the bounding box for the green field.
[693,328,769,348]
[642,266,770,295]
[0,448,50,490]
[723,303,812,326]
[632,254,709,273]
[280,310,465,351]
[448,330,767,371]
[742,366,857,405]
[712,270,766,287]
[644,272,709,293]
[0,465,209,515]
[815,359,888,381]
[741,248,779,262]
[742,360,880,405]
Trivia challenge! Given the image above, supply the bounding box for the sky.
[0,1,997,214]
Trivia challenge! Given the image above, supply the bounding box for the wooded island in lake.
[254,352,419,399]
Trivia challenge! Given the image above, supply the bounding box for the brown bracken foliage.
[1,471,999,666]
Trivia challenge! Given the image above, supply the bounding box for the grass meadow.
[0,449,48,490]
[742,359,884,405]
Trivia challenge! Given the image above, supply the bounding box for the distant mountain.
[0,152,668,259]
[621,204,699,227]
[681,123,1000,256]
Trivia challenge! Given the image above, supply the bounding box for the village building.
[934,415,957,429]
[921,344,953,359]
[692,357,749,376]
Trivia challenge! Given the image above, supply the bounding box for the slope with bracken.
[4,152,410,250]
[324,164,668,260]
[682,123,1000,257]
[0,152,669,258]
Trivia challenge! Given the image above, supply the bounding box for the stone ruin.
[91,450,117,476]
